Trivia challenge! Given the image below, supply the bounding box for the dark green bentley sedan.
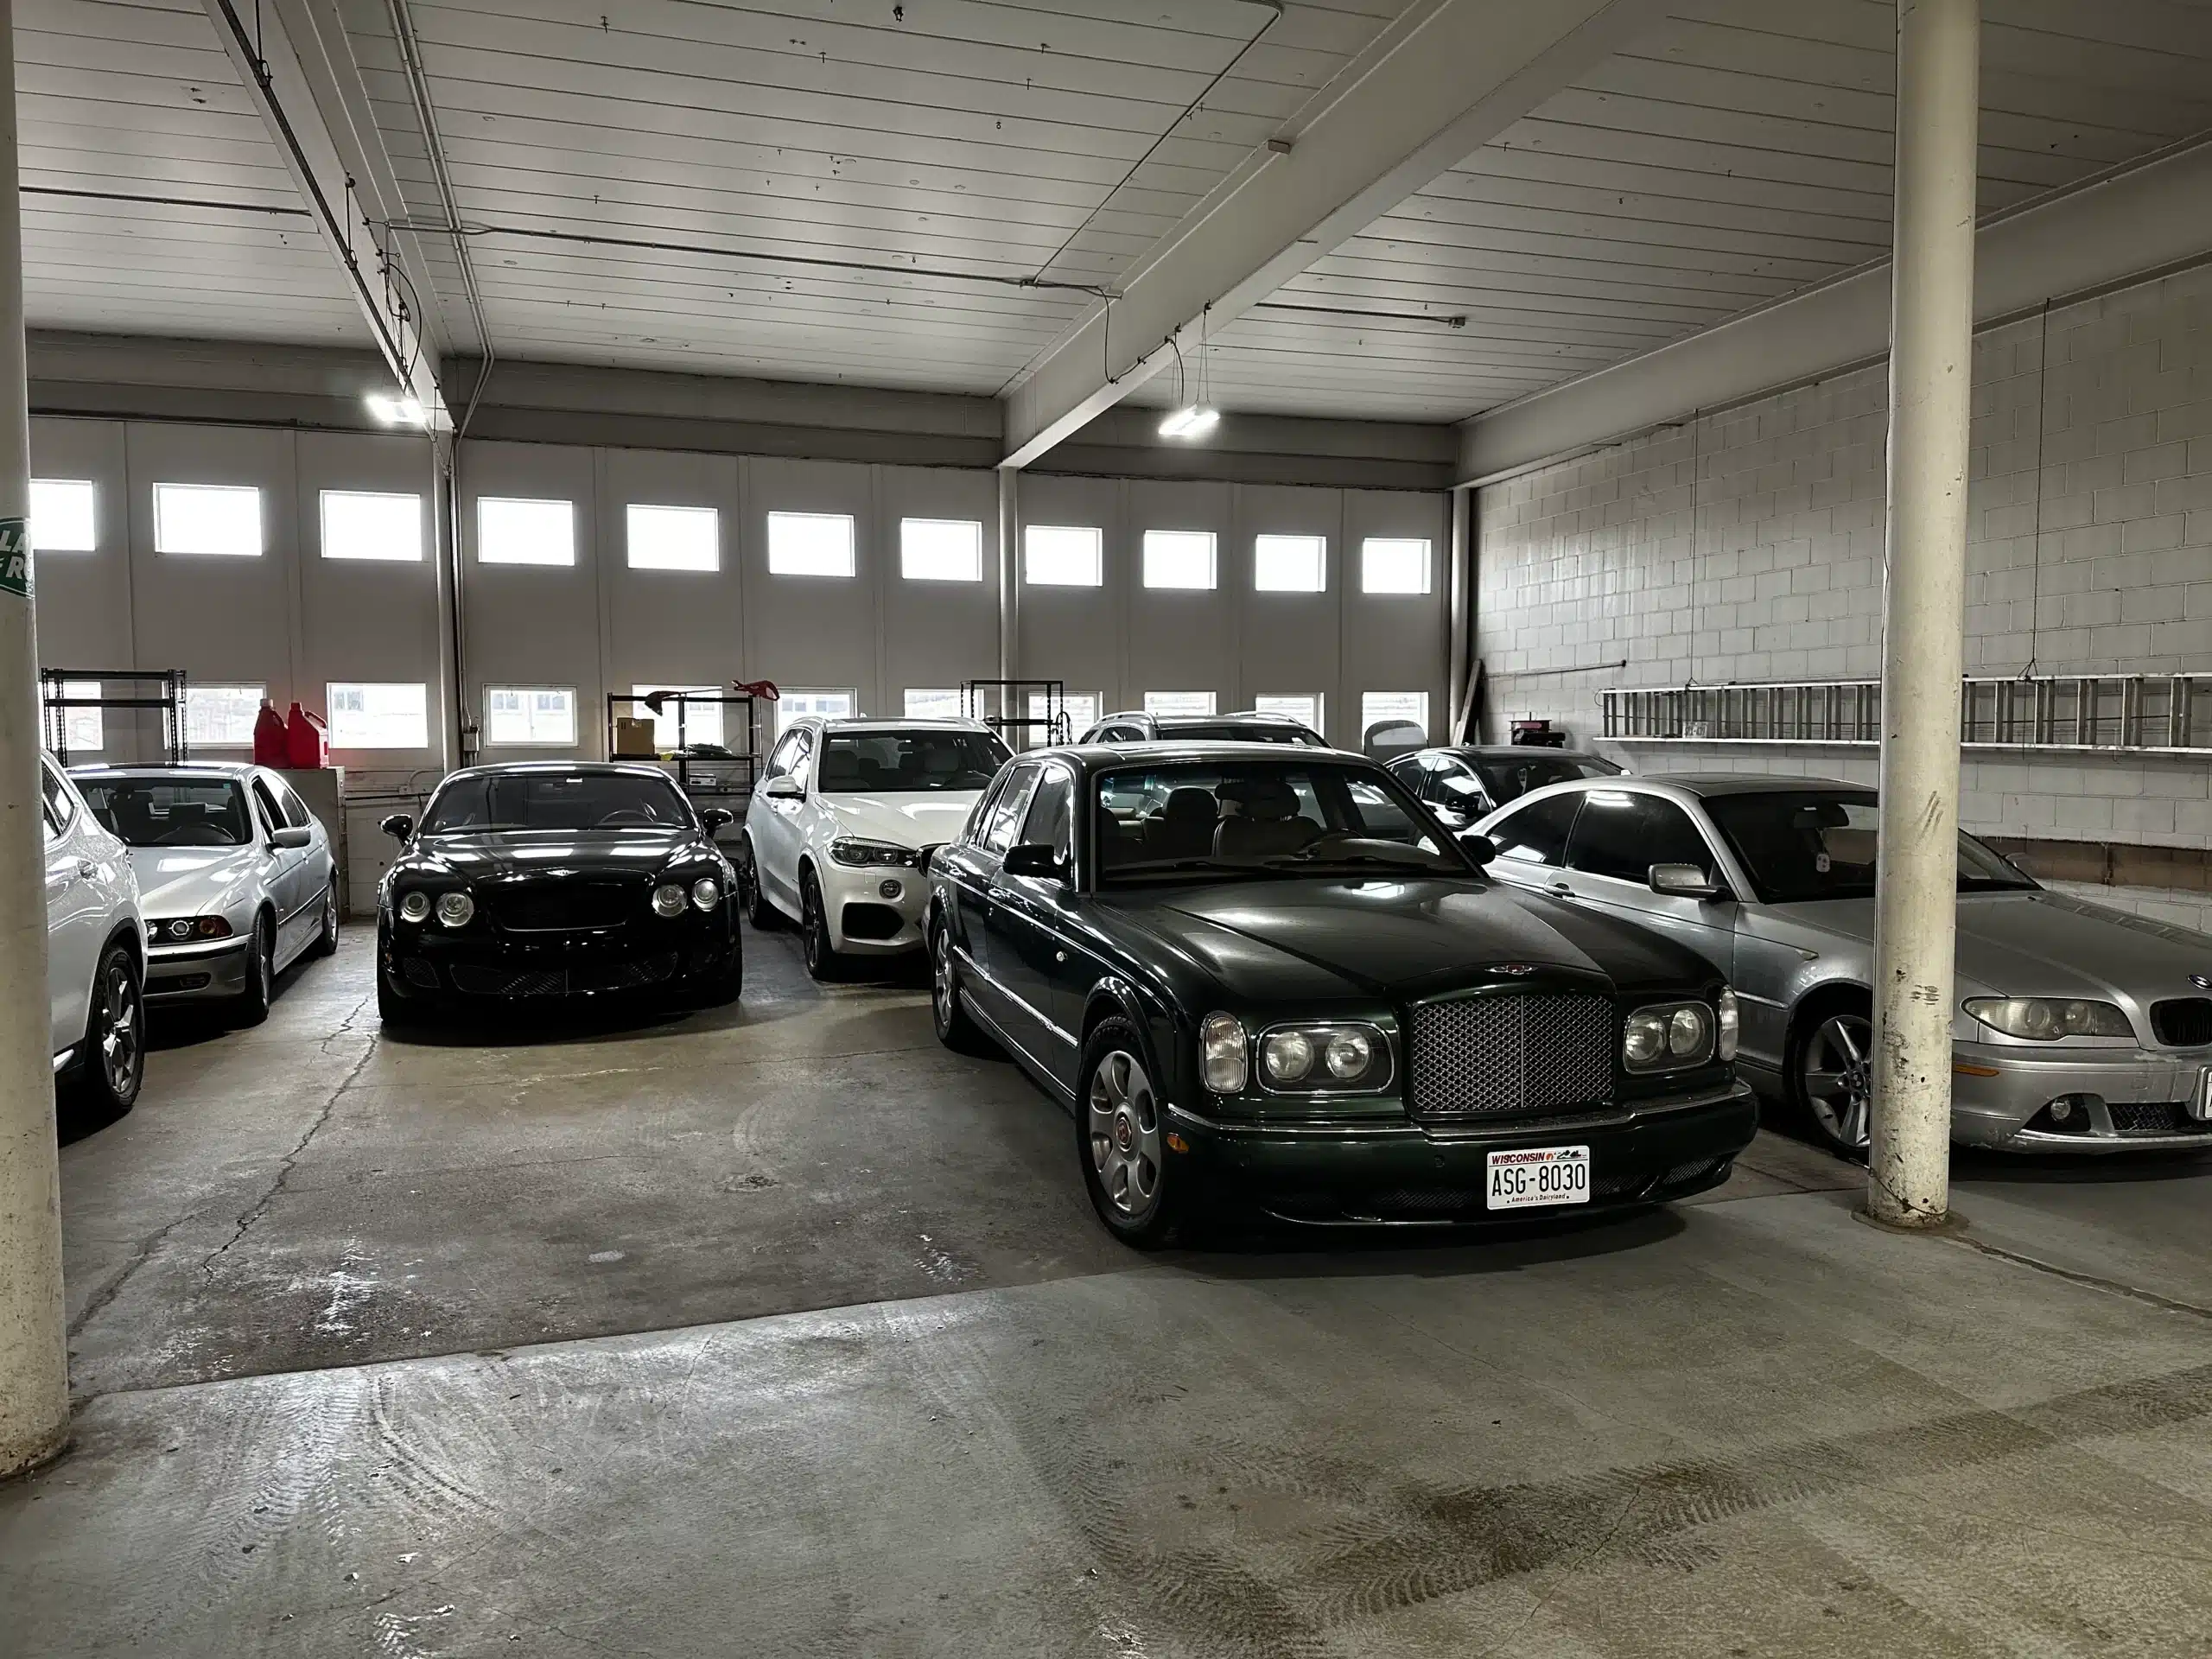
[925,743,1758,1246]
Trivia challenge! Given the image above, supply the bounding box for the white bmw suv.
[740,717,1010,979]
[41,753,146,1116]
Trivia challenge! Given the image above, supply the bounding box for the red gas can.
[284,702,331,768]
[252,699,289,767]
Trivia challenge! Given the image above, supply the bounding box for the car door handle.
[1549,881,1574,896]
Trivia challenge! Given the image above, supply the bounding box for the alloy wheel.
[99,956,141,1100]
[931,926,955,1031]
[1087,1050,1162,1220]
[259,920,275,1005]
[1802,1012,1874,1150]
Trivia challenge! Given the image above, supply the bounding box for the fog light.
[880,878,902,899]
[2050,1097,2075,1123]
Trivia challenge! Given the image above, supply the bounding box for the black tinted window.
[1567,791,1712,882]
[1487,792,1580,868]
[1475,754,1619,803]
[982,764,1040,853]
[1094,760,1459,879]
[1705,791,2033,903]
[1020,767,1073,860]
[80,778,252,847]
[817,728,1007,792]
[423,772,695,833]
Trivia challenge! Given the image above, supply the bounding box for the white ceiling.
[16,0,2212,427]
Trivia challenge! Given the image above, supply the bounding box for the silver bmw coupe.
[1472,774,2212,1156]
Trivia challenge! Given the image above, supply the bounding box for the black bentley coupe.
[926,743,1756,1245]
[376,761,741,1023]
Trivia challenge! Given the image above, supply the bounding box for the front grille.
[1408,992,1615,1120]
[452,964,568,996]
[486,881,636,932]
[2110,1101,2188,1135]
[402,958,440,989]
[1661,1157,1725,1188]
[2150,998,2212,1048]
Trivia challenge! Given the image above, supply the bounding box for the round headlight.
[652,882,687,918]
[1262,1030,1314,1084]
[691,876,720,911]
[397,890,432,924]
[1624,1010,1667,1065]
[435,891,474,929]
[1669,1004,1711,1058]
[1325,1030,1373,1081]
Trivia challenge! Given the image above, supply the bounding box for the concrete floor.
[6,925,2212,1656]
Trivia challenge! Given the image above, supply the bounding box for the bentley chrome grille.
[1408,993,1615,1120]
[486,880,634,931]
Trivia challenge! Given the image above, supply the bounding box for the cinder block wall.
[1474,264,2212,855]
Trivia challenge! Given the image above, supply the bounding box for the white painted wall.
[1474,264,2212,853]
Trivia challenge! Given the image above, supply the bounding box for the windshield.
[1475,753,1621,803]
[1096,760,1465,880]
[79,778,253,847]
[422,771,696,834]
[1160,720,1319,747]
[817,729,1008,792]
[1704,791,2037,903]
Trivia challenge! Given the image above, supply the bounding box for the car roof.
[70,761,256,779]
[801,715,995,734]
[1029,740,1387,771]
[1641,773,1872,797]
[440,759,676,781]
[1421,746,1613,763]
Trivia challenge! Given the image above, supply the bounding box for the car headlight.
[149,916,232,944]
[1965,997,2133,1041]
[1624,1001,1715,1071]
[1200,1012,1249,1093]
[652,882,688,918]
[397,890,433,925]
[1256,1023,1390,1092]
[690,876,721,911]
[435,891,474,929]
[1718,988,1739,1062]
[830,837,918,868]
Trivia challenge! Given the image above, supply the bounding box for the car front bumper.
[381,911,739,1002]
[1950,1043,2212,1152]
[817,858,928,956]
[1162,1080,1760,1225]
[143,936,251,1002]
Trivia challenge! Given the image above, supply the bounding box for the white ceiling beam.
[1456,132,2212,486]
[996,0,1673,470]
[200,0,447,426]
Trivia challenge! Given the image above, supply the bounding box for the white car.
[41,752,144,1115]
[739,717,1011,979]
[71,763,338,1024]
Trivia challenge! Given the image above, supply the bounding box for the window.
[327,682,429,749]
[900,518,982,582]
[904,688,963,719]
[1030,692,1098,746]
[1567,790,1714,884]
[1091,760,1456,877]
[184,683,264,749]
[1361,691,1429,741]
[41,760,75,835]
[79,776,251,847]
[154,483,262,556]
[478,497,575,566]
[1487,792,1582,868]
[272,777,310,829]
[761,726,809,784]
[321,490,423,562]
[1142,530,1216,590]
[1254,533,1325,593]
[423,770,693,835]
[30,479,95,552]
[250,778,286,838]
[1252,694,1322,732]
[982,763,1042,853]
[632,683,723,751]
[626,503,719,572]
[817,728,1008,793]
[775,688,855,734]
[1361,537,1432,594]
[766,511,855,577]
[1145,690,1217,717]
[54,678,101,753]
[485,685,578,747]
[1024,524,1101,587]
[1020,766,1075,862]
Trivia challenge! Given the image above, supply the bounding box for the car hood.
[1113,875,1716,1005]
[819,791,982,849]
[404,829,709,882]
[126,845,258,917]
[1768,889,2212,1001]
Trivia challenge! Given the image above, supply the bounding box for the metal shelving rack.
[962,678,1068,749]
[40,668,189,766]
[606,690,765,821]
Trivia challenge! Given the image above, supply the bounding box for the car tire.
[313,880,340,958]
[67,940,144,1118]
[928,914,993,1056]
[1786,990,1875,1158]
[1077,1018,1186,1249]
[741,838,781,931]
[237,912,275,1027]
[700,938,745,1007]
[799,867,841,982]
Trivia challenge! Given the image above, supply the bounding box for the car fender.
[1080,973,1181,1103]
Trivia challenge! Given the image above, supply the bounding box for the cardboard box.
[611,717,658,757]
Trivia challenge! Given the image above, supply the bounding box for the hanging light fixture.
[365,391,427,427]
[1158,307,1220,440]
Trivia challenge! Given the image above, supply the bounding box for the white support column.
[996,465,1020,686]
[1867,0,1980,1230]
[0,0,72,1478]
[1446,486,1474,743]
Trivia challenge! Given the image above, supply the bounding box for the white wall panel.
[877,465,1000,711]
[27,416,130,669]
[739,457,877,715]
[1015,473,1128,718]
[1342,488,1452,745]
[461,441,599,766]
[1231,483,1344,740]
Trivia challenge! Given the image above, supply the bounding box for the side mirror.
[915,844,939,875]
[762,775,804,802]
[699,806,734,833]
[271,825,313,850]
[1456,831,1497,868]
[1001,842,1068,882]
[380,814,413,843]
[1649,862,1726,900]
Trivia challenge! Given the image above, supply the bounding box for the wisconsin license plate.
[1486,1145,1591,1211]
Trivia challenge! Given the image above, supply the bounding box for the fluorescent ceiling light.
[366,392,426,427]
[1158,404,1220,439]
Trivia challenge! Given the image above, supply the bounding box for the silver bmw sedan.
[1471,774,2212,1156]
